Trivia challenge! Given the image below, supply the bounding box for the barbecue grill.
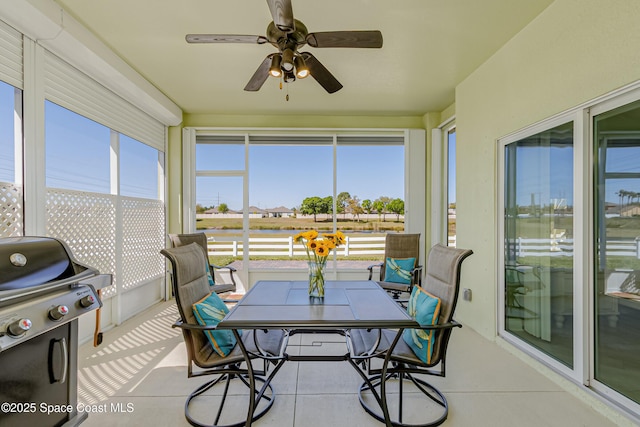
[0,236,110,427]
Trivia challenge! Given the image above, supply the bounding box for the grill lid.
[0,237,97,295]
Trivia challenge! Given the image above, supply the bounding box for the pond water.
[200,229,394,234]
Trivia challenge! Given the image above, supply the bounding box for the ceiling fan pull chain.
[286,83,290,101]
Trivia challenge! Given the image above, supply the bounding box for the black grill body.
[0,236,108,427]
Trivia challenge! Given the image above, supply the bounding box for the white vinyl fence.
[205,235,386,257]
[509,237,640,259]
[204,235,640,259]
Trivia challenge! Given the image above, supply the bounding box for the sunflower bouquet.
[293,230,346,297]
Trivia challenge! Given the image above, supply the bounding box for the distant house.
[248,206,267,217]
[204,207,240,214]
[266,206,294,218]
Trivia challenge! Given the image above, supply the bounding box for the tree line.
[299,192,404,222]
[196,192,405,222]
[617,189,640,208]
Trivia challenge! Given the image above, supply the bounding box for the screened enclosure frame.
[182,127,426,285]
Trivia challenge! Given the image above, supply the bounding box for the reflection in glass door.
[503,121,574,367]
[594,100,640,405]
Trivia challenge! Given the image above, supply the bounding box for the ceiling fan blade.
[266,0,295,33]
[186,34,269,44]
[306,31,383,48]
[300,52,343,94]
[244,55,273,92]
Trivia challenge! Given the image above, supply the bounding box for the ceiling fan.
[186,0,383,94]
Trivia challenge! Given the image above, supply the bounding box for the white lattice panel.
[46,189,118,297]
[0,181,23,237]
[121,197,165,290]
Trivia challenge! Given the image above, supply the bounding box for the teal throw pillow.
[383,257,416,284]
[192,292,237,356]
[402,286,441,364]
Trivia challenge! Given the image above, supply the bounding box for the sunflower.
[294,229,346,264]
[304,230,319,240]
[314,241,329,257]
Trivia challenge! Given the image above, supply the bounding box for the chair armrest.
[411,265,423,286]
[414,320,462,331]
[172,319,220,331]
[212,264,236,272]
[367,262,383,280]
[210,264,237,287]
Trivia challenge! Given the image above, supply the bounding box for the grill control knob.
[79,295,96,308]
[49,305,69,321]
[6,318,32,337]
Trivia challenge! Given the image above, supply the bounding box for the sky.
[195,143,405,210]
[514,144,574,207]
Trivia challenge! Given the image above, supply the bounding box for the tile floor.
[77,300,631,427]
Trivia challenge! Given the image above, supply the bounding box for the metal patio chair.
[351,243,473,427]
[161,243,287,427]
[169,232,237,295]
[368,233,423,299]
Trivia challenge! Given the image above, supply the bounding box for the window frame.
[431,117,456,247]
[498,110,585,383]
[183,127,425,283]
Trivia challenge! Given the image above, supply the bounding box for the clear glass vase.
[308,261,326,298]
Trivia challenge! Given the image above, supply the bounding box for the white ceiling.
[57,0,553,116]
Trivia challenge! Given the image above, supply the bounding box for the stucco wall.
[454,0,640,338]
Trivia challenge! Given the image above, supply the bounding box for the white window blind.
[0,20,22,89]
[43,51,164,151]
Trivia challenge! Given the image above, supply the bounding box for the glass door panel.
[594,100,640,404]
[504,121,574,367]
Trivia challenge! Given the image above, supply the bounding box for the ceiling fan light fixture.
[294,55,309,79]
[269,54,282,77]
[281,49,295,72]
[283,70,296,83]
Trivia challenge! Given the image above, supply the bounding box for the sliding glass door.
[501,91,640,416]
[593,100,640,405]
[503,121,574,368]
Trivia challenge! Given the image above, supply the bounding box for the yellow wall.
[454,0,640,337]
[183,114,424,129]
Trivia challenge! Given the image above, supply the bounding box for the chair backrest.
[422,243,473,364]
[381,233,421,278]
[169,233,210,259]
[160,243,213,366]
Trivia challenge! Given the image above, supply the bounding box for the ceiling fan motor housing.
[267,20,308,51]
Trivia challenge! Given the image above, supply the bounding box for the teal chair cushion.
[192,292,239,356]
[383,257,416,284]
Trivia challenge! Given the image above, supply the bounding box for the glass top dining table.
[218,279,418,330]
[217,280,419,427]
